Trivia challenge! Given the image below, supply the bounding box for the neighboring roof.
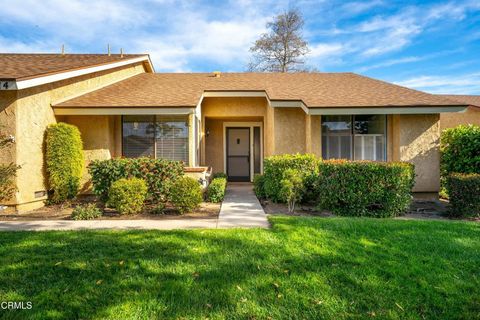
[439,95,480,108]
[55,72,466,109]
[0,53,151,81]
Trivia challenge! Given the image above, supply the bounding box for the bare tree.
[248,9,310,72]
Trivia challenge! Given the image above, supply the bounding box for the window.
[122,115,189,163]
[322,115,386,161]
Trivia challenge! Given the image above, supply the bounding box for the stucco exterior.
[440,107,480,130]
[0,63,147,211]
[391,114,441,192]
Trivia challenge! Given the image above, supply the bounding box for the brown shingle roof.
[0,53,149,80]
[55,72,466,108]
[439,95,480,108]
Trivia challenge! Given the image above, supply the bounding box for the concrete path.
[0,218,218,231]
[217,183,269,228]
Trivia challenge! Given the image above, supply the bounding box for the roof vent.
[213,71,221,78]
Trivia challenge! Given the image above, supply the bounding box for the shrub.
[316,160,415,217]
[89,158,184,202]
[279,169,304,213]
[46,123,84,203]
[253,174,266,199]
[446,173,480,217]
[0,129,18,202]
[71,203,102,220]
[170,176,202,214]
[0,163,17,202]
[263,154,320,203]
[441,125,480,177]
[207,177,227,202]
[212,172,227,179]
[107,178,148,215]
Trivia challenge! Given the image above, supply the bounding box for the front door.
[226,127,250,182]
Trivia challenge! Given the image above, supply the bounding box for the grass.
[0,216,479,319]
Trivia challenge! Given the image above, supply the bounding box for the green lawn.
[0,217,479,319]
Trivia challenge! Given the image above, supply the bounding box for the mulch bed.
[0,198,220,221]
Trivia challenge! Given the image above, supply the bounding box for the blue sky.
[1,0,480,94]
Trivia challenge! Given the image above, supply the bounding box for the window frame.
[321,115,387,161]
[121,115,190,163]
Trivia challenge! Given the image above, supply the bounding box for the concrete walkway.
[217,183,269,228]
[0,183,269,231]
[0,218,218,231]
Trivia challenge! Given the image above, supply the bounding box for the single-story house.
[0,53,469,212]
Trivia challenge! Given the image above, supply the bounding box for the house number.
[0,81,15,90]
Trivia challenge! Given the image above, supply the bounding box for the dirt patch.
[0,200,220,221]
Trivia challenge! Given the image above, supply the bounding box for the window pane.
[155,116,189,163]
[122,115,154,158]
[321,115,352,160]
[353,115,386,161]
[354,115,385,134]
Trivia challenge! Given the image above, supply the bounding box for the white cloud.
[395,73,480,94]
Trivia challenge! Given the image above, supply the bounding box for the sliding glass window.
[122,115,189,163]
[321,115,386,161]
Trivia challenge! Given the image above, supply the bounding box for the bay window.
[322,115,386,161]
[122,115,189,163]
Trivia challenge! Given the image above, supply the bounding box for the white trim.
[54,107,195,115]
[13,56,152,90]
[223,121,263,182]
[203,91,267,98]
[308,106,467,115]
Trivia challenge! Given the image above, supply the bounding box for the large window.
[122,115,189,163]
[322,115,386,161]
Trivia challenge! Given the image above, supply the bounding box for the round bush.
[263,154,320,203]
[107,178,147,215]
[46,123,84,203]
[170,176,202,214]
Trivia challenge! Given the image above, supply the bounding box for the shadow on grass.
[0,217,479,319]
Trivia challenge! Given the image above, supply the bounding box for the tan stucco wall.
[440,107,480,131]
[305,115,321,157]
[392,114,440,192]
[62,115,117,193]
[273,108,306,155]
[11,63,147,211]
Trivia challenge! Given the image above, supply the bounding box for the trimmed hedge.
[212,172,227,179]
[441,124,480,177]
[170,176,203,214]
[316,160,415,217]
[253,174,266,199]
[446,173,480,217]
[107,178,148,215]
[263,154,320,203]
[207,177,227,203]
[89,158,184,202]
[46,123,84,203]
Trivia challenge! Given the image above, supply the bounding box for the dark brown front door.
[226,127,250,182]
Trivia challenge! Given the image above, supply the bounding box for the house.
[438,95,480,130]
[0,53,468,212]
